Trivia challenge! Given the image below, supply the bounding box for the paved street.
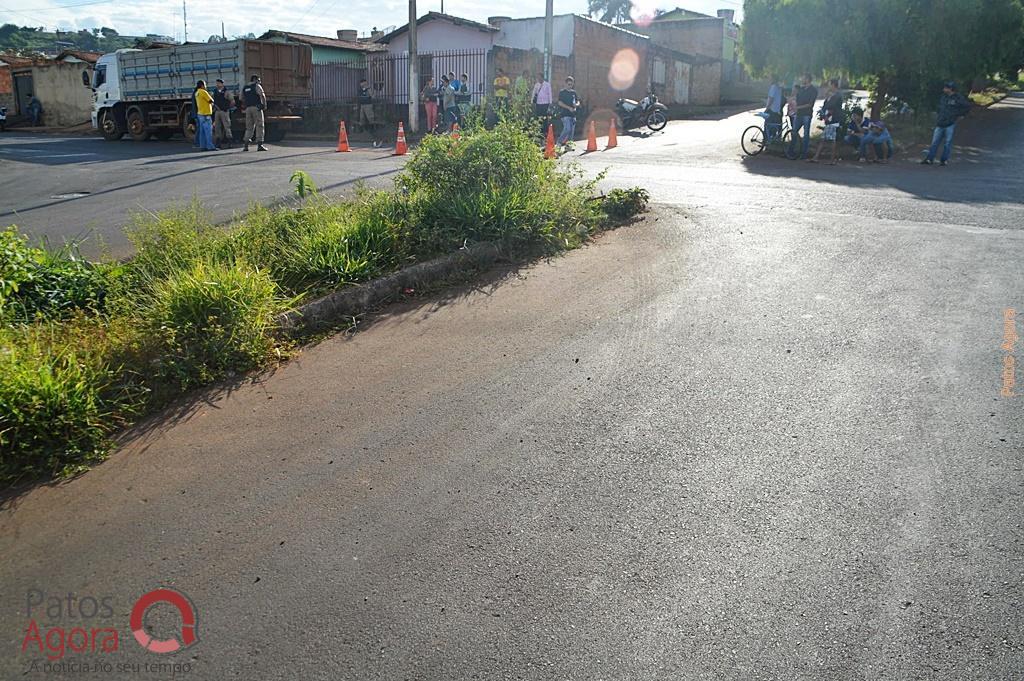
[1,95,1022,679]
[0,135,405,258]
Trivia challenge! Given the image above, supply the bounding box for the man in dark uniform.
[212,79,233,149]
[242,74,267,152]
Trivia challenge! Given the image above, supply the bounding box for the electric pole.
[182,0,188,43]
[408,0,419,133]
[544,0,553,82]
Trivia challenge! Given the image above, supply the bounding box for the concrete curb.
[275,240,506,335]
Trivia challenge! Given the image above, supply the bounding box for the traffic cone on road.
[394,122,408,156]
[451,123,461,141]
[585,120,598,152]
[335,120,350,152]
[606,118,618,150]
[544,123,556,159]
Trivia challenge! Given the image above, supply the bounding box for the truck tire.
[100,110,124,141]
[127,110,148,142]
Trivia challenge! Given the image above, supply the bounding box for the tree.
[207,34,227,43]
[588,0,632,23]
[100,27,118,38]
[741,0,1024,114]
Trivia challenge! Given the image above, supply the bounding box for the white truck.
[83,40,312,142]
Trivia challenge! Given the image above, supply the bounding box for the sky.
[0,0,742,43]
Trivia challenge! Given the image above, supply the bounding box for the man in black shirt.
[556,76,579,147]
[811,78,844,163]
[788,73,818,160]
[212,79,233,149]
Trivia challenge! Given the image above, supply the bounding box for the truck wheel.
[127,111,148,142]
[100,111,124,141]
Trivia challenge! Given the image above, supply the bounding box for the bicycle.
[741,112,798,159]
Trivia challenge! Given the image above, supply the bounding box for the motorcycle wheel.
[647,110,668,132]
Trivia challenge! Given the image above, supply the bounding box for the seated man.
[858,117,894,163]
[845,107,868,148]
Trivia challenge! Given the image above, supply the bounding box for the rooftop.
[259,30,386,52]
[376,12,500,44]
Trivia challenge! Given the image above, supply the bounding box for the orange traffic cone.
[606,118,618,150]
[451,123,460,141]
[394,122,408,156]
[544,123,556,159]
[336,120,350,152]
[585,120,598,152]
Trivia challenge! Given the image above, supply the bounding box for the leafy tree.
[588,0,632,23]
[100,27,118,38]
[741,0,1024,115]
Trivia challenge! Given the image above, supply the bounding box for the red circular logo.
[129,588,198,654]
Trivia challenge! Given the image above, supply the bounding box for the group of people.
[415,68,579,147]
[191,74,268,152]
[416,71,473,133]
[765,76,972,166]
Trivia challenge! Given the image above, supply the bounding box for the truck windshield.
[94,65,106,88]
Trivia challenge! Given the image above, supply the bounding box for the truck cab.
[84,50,134,140]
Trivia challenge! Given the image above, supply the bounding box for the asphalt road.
[1,95,1022,679]
[0,135,405,258]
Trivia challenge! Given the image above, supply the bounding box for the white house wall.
[386,21,496,54]
[493,16,575,57]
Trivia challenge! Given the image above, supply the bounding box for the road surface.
[0,136,405,258]
[1,95,1022,679]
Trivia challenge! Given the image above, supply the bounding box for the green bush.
[0,227,110,322]
[602,188,651,222]
[146,261,278,390]
[0,321,126,483]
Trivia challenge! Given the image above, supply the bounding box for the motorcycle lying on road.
[615,91,669,133]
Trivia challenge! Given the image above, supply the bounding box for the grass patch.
[0,122,648,485]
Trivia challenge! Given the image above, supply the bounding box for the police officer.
[242,74,267,152]
[212,79,233,148]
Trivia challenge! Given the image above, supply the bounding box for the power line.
[2,0,116,11]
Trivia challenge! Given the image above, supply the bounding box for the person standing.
[555,76,579,148]
[212,79,233,149]
[357,78,380,147]
[788,74,817,160]
[922,81,970,166]
[456,73,471,118]
[765,76,783,138]
[26,93,43,126]
[242,74,267,152]
[532,72,552,136]
[193,80,216,151]
[810,78,843,164]
[421,77,439,134]
[442,75,460,130]
[493,68,511,111]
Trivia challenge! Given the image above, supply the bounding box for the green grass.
[0,122,649,485]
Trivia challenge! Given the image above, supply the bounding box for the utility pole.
[182,0,188,43]
[408,0,419,133]
[221,21,226,41]
[544,0,553,82]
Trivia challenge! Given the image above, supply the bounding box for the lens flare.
[608,48,640,92]
[630,0,659,27]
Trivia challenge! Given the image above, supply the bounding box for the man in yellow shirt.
[193,80,217,151]
[493,68,511,112]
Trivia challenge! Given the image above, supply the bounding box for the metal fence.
[309,49,489,106]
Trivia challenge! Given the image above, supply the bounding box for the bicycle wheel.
[741,125,766,156]
[782,130,799,160]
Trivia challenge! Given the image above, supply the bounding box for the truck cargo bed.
[118,40,311,102]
